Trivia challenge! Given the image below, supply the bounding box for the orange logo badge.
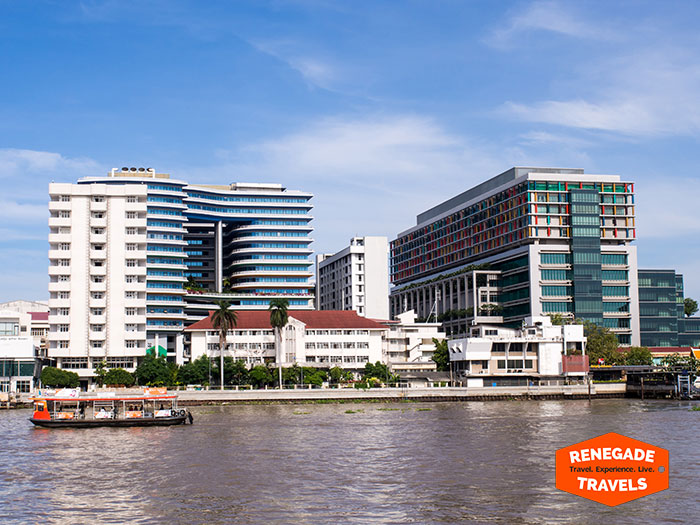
[556,432,668,506]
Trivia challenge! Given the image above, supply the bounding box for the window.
[125,276,137,283]
[90,324,104,332]
[126,211,137,219]
[92,244,104,251]
[60,195,71,202]
[125,291,137,299]
[92,196,105,203]
[58,259,70,266]
[59,292,70,299]
[125,324,137,332]
[91,308,103,315]
[91,341,103,349]
[91,276,104,283]
[91,292,104,299]
[62,358,88,369]
[126,259,136,267]
[127,196,138,203]
[126,227,137,235]
[126,244,137,251]
[58,324,70,332]
[106,357,134,368]
[91,228,104,234]
[126,308,136,316]
[59,211,71,218]
[91,212,104,219]
[0,322,19,336]
[59,227,71,234]
[92,260,104,267]
[58,308,70,316]
[125,341,138,348]
[58,275,70,282]
[59,243,70,250]
[58,341,69,349]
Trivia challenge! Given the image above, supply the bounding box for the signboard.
[54,388,80,398]
[556,432,669,506]
[143,387,167,396]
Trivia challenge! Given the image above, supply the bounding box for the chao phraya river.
[1,399,698,524]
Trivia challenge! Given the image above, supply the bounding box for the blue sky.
[2,0,700,301]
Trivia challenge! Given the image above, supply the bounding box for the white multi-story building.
[316,236,389,319]
[448,316,588,385]
[185,310,386,369]
[380,310,445,373]
[0,308,41,394]
[48,168,314,384]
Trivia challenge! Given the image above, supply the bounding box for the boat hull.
[30,415,188,428]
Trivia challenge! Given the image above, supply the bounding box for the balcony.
[90,217,107,228]
[48,217,72,228]
[89,314,106,324]
[88,331,106,340]
[48,249,71,259]
[90,265,107,276]
[89,298,107,308]
[48,282,71,292]
[90,249,107,259]
[90,281,107,292]
[48,233,72,243]
[49,200,72,211]
[48,266,70,276]
[125,281,148,292]
[90,233,107,244]
[49,298,71,308]
[126,266,148,276]
[90,201,107,212]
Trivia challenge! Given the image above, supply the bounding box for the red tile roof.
[185,310,387,331]
[29,312,49,321]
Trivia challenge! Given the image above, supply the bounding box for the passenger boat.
[29,387,193,428]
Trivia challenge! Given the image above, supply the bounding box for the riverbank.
[9,383,627,407]
[174,383,626,404]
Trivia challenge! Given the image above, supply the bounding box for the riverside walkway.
[174,383,626,404]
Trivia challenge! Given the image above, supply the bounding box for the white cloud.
[636,177,700,240]
[487,1,616,48]
[0,148,100,177]
[182,115,504,253]
[250,39,339,91]
[500,49,700,136]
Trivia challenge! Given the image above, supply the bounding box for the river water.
[0,399,698,524]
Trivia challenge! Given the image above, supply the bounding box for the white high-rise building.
[48,167,314,384]
[316,236,389,319]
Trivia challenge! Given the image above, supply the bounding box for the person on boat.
[79,405,85,419]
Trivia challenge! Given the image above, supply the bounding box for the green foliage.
[40,366,79,388]
[432,338,450,371]
[661,353,699,373]
[685,297,698,318]
[269,298,290,330]
[184,275,204,291]
[178,354,211,385]
[104,368,135,387]
[583,320,622,365]
[93,360,107,387]
[548,313,577,326]
[622,346,653,366]
[328,366,352,383]
[134,354,173,386]
[362,361,399,386]
[303,367,327,386]
[249,365,275,388]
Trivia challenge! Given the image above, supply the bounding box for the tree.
[94,360,107,387]
[684,297,698,318]
[249,365,274,388]
[269,298,289,388]
[104,368,135,387]
[211,300,238,391]
[583,321,623,365]
[178,355,211,385]
[432,338,450,371]
[184,275,203,291]
[302,367,327,387]
[661,353,699,373]
[622,346,653,366]
[134,354,171,386]
[362,361,398,386]
[40,366,79,388]
[548,313,577,326]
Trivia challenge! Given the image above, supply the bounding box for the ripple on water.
[0,399,698,524]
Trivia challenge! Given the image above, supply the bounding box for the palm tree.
[269,298,289,388]
[211,300,237,391]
